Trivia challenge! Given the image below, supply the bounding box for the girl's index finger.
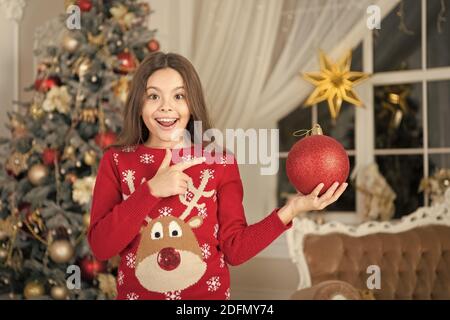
[310,183,325,197]
[172,157,206,171]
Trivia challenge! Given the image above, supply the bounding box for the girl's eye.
[175,94,185,100]
[147,94,159,100]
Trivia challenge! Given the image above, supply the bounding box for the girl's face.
[142,68,191,148]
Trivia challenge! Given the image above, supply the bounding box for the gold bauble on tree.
[23,281,45,299]
[83,150,97,166]
[27,163,49,185]
[62,145,76,161]
[110,3,135,29]
[49,239,74,264]
[62,32,80,53]
[30,103,45,120]
[50,285,69,300]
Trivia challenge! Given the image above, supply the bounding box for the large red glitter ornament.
[286,124,349,196]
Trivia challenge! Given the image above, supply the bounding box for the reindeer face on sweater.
[135,215,206,293]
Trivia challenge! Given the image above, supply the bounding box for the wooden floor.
[229,257,299,300]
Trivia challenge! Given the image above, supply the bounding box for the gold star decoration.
[302,50,370,120]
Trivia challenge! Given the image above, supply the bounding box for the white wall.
[0,2,18,137]
[147,0,196,59]
[0,0,64,137]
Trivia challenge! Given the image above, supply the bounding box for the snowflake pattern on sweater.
[88,144,291,300]
[140,153,154,164]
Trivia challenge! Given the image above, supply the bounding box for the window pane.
[278,104,311,152]
[374,0,422,72]
[427,80,450,148]
[324,156,356,212]
[429,154,450,172]
[376,155,424,218]
[374,83,423,148]
[277,157,356,212]
[317,101,355,150]
[351,42,363,72]
[427,0,450,68]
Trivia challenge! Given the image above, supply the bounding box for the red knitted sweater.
[88,144,291,300]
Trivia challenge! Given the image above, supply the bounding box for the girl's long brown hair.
[109,52,212,149]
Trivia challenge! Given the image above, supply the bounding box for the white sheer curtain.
[148,0,400,226]
[156,0,399,129]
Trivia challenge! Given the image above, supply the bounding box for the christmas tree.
[0,0,159,299]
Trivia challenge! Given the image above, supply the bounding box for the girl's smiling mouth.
[154,117,179,130]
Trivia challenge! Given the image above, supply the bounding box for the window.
[277,0,450,219]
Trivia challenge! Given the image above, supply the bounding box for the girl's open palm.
[284,182,348,219]
[279,182,348,224]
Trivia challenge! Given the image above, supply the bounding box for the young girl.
[88,52,347,300]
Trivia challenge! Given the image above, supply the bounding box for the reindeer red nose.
[157,247,181,271]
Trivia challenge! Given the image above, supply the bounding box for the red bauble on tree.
[77,0,93,12]
[34,76,61,92]
[116,50,137,74]
[286,124,349,196]
[147,39,160,52]
[95,131,117,149]
[42,148,59,166]
[80,255,107,281]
